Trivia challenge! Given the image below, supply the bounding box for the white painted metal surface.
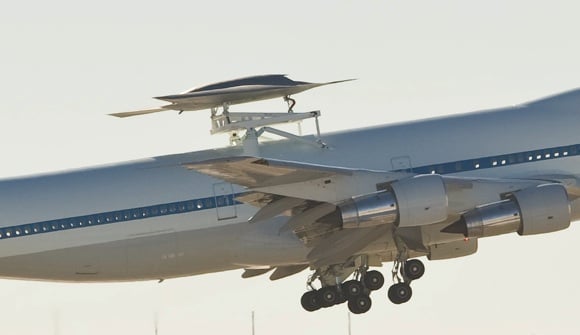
[0,87,579,283]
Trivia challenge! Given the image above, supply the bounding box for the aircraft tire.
[363,270,385,291]
[319,286,339,307]
[301,290,321,312]
[336,291,348,305]
[342,279,364,299]
[348,295,372,314]
[403,259,425,280]
[388,283,412,304]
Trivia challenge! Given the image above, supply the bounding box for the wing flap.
[249,196,306,223]
[184,156,353,188]
[235,192,279,208]
[241,267,273,278]
[269,264,309,281]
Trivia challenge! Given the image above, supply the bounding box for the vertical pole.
[252,311,255,335]
[243,128,260,157]
[53,310,60,335]
[315,115,322,138]
[348,311,351,335]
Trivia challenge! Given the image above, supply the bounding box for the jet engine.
[442,183,571,238]
[339,174,448,229]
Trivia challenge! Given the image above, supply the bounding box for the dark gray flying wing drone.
[111,74,354,118]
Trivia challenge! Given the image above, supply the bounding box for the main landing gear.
[387,258,425,304]
[300,269,384,314]
[300,259,425,314]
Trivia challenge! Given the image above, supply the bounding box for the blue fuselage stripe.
[405,144,580,175]
[0,194,239,240]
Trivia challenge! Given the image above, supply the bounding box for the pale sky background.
[1,1,580,334]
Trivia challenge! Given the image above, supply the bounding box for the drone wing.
[109,108,168,118]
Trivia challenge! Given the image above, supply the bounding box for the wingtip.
[324,78,357,85]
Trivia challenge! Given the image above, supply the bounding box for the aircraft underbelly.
[0,217,309,282]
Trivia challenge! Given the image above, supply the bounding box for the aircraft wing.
[183,156,410,203]
[184,156,410,267]
[186,155,580,274]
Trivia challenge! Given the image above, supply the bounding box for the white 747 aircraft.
[0,75,579,315]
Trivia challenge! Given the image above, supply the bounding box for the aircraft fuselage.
[1,89,579,282]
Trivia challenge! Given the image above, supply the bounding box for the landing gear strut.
[386,258,425,304]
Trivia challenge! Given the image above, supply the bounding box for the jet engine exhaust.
[442,184,571,238]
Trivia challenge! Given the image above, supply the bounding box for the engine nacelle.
[514,183,571,235]
[443,184,571,238]
[340,174,448,229]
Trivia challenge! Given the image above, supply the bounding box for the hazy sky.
[1,1,580,334]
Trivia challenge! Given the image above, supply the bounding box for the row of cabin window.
[427,145,578,174]
[0,196,231,239]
